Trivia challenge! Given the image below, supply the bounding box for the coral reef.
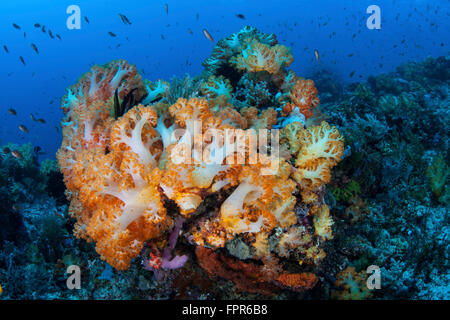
[0,27,448,300]
[319,54,449,300]
[53,27,342,296]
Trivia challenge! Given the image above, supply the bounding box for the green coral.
[331,180,361,203]
[4,143,36,172]
[349,83,376,109]
[426,154,449,203]
[40,159,59,176]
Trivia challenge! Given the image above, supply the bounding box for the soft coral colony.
[57,26,344,295]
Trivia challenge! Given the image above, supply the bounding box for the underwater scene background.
[0,0,448,300]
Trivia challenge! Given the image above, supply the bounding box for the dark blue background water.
[0,0,448,159]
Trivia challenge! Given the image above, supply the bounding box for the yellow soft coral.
[311,205,334,240]
[280,121,304,155]
[253,232,270,258]
[231,39,292,74]
[292,121,344,189]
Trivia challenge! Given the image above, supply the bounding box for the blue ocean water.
[0,0,448,158]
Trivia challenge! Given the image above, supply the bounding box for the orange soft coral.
[110,104,161,169]
[219,158,296,236]
[287,79,320,120]
[160,98,245,215]
[219,163,274,235]
[71,147,172,270]
[61,60,143,113]
[58,60,145,189]
[241,107,278,130]
[192,217,229,248]
[215,106,248,129]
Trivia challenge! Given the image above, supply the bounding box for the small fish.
[11,150,23,159]
[24,32,26,38]
[12,204,21,211]
[54,211,64,219]
[19,56,26,65]
[187,28,193,35]
[108,31,116,37]
[37,118,46,124]
[196,13,199,20]
[8,108,17,115]
[3,45,9,53]
[34,146,44,155]
[350,71,355,78]
[165,3,168,15]
[119,13,131,25]
[314,49,320,63]
[41,25,46,33]
[161,34,165,40]
[236,14,246,19]
[30,113,36,121]
[84,16,90,24]
[19,125,29,133]
[203,29,214,42]
[48,30,54,39]
[3,147,11,154]
[34,23,41,28]
[31,43,39,54]
[12,23,21,30]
